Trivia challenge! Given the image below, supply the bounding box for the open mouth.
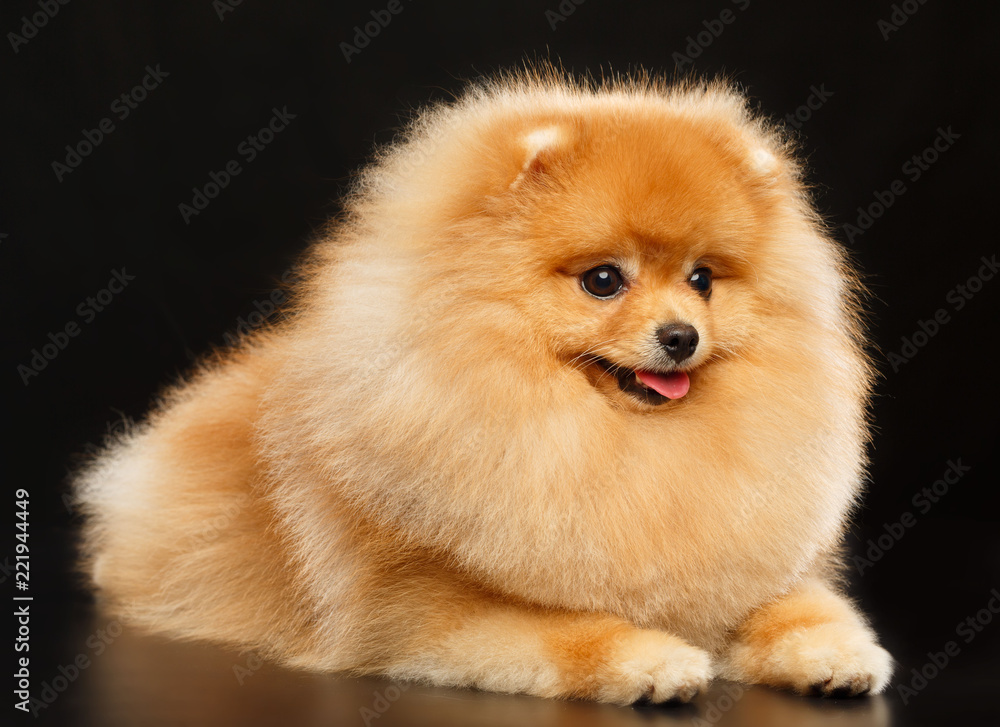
[591,357,691,405]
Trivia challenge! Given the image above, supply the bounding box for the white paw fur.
[729,621,893,697]
[597,631,714,705]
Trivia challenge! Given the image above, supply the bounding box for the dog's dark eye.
[581,266,624,299]
[688,267,712,296]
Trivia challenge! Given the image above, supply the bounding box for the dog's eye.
[581,266,624,299]
[688,267,712,296]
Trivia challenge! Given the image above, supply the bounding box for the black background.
[2,1,999,726]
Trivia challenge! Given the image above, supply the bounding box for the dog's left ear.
[510,126,569,190]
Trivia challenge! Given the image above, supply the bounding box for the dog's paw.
[763,622,893,697]
[594,630,714,705]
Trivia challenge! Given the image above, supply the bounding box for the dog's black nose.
[657,323,699,363]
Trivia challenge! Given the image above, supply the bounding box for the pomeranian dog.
[76,68,892,703]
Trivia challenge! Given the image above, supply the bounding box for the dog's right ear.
[740,141,799,190]
[509,126,570,190]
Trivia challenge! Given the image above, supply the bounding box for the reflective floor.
[29,604,998,727]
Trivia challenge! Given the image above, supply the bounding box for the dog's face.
[293,81,869,630]
[493,112,782,411]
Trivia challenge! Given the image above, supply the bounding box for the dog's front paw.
[593,630,714,705]
[745,622,893,697]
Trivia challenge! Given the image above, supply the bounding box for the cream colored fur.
[75,68,892,703]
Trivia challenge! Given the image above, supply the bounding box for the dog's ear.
[749,147,779,177]
[742,143,797,188]
[510,126,569,190]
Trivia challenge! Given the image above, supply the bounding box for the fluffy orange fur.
[75,68,892,703]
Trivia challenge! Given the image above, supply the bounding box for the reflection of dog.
[77,69,892,703]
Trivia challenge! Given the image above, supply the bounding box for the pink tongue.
[635,370,690,399]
